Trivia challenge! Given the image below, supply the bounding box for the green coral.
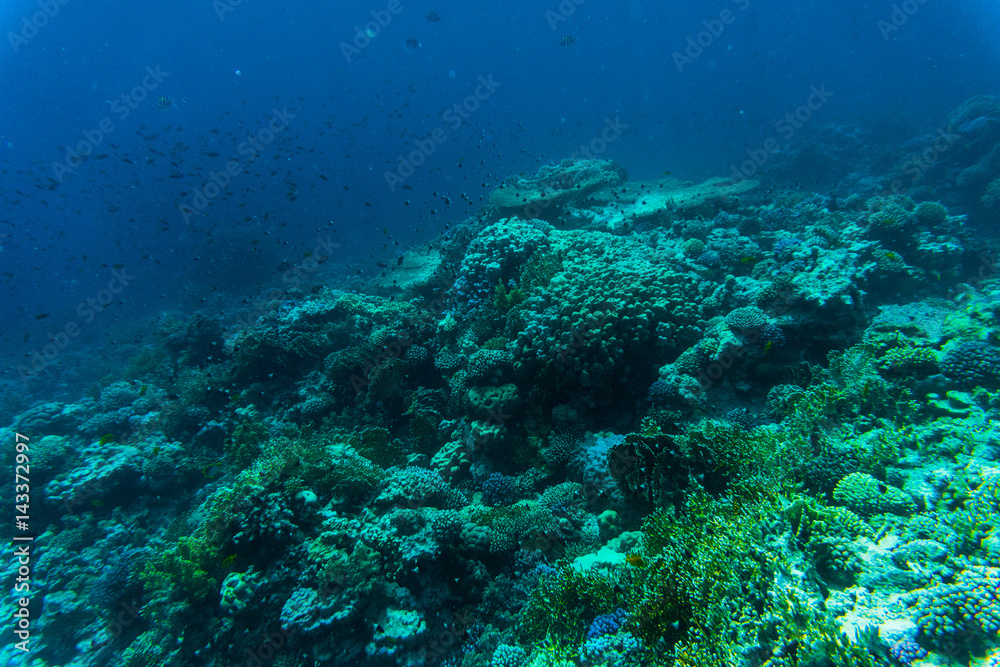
[876,345,938,378]
[139,535,223,625]
[832,472,915,517]
[495,281,527,313]
[119,629,182,667]
[682,238,707,258]
[518,565,624,645]
[680,420,803,496]
[785,496,872,585]
[348,426,405,467]
[227,416,268,468]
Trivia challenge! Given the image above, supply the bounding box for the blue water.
[2,0,997,379]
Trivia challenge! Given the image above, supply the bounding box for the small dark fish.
[139,384,148,396]
[426,11,441,22]
[397,256,404,266]
[405,38,420,50]
[560,36,576,46]
[154,96,174,110]
[35,313,50,319]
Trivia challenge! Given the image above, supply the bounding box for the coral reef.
[10,148,1000,667]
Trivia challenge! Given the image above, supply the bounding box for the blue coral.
[773,237,804,256]
[588,609,628,639]
[491,644,527,667]
[647,378,679,405]
[760,323,785,349]
[482,473,516,506]
[696,250,721,267]
[579,630,642,666]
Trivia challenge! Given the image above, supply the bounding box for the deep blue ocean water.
[2,0,997,388]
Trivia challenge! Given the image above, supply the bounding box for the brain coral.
[724,306,768,333]
[514,232,708,405]
[456,218,553,303]
[833,472,915,517]
[941,341,1000,389]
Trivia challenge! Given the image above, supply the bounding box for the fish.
[625,554,646,567]
[139,384,148,396]
[98,434,116,445]
[219,554,237,569]
[740,256,758,265]
[154,96,175,110]
[426,11,441,22]
[202,462,225,479]
[35,313,49,319]
[560,36,576,46]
